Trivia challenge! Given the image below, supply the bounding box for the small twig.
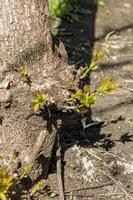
[58,32,73,36]
[120,78,133,83]
[121,86,133,93]
[99,192,124,196]
[65,182,113,194]
[24,128,56,178]
[85,149,133,199]
[98,169,133,200]
[66,193,124,198]
[65,193,95,198]
[70,191,73,200]
[86,149,102,161]
[85,148,133,199]
[56,133,65,200]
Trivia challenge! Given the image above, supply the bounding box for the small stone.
[0,89,11,103]
[0,61,9,73]
[0,79,10,89]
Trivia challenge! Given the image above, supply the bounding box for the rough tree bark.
[0,0,74,180]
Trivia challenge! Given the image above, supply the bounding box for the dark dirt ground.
[45,0,133,200]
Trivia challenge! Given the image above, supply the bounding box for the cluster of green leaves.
[20,165,56,198]
[19,67,48,112]
[69,79,117,112]
[48,0,71,19]
[69,85,96,111]
[98,78,117,94]
[0,168,13,200]
[19,66,32,85]
[33,92,48,112]
[0,164,32,200]
[0,165,54,200]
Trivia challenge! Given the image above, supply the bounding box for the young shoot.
[19,66,28,79]
[33,92,48,112]
[20,163,32,180]
[69,84,97,111]
[98,78,117,94]
[30,180,46,197]
[81,30,115,79]
[82,48,106,78]
[69,78,117,112]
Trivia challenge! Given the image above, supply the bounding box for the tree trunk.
[0,0,74,180]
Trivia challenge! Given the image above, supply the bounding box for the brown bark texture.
[0,0,74,179]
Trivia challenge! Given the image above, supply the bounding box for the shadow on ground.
[57,0,98,67]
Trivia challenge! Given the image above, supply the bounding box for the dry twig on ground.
[56,133,65,200]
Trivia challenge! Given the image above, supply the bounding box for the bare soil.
[47,0,133,200]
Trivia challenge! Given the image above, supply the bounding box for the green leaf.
[99,78,117,94]
[69,86,97,112]
[19,66,28,78]
[69,90,82,101]
[93,48,105,62]
[105,31,115,41]
[20,163,32,180]
[33,103,40,112]
[0,193,7,200]
[83,85,90,93]
[82,48,105,78]
[0,168,13,199]
[80,93,97,108]
[30,181,46,196]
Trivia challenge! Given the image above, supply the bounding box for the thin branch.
[27,130,47,164]
[65,182,113,194]
[99,192,125,196]
[56,133,65,200]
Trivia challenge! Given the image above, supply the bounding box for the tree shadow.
[95,23,133,42]
[99,60,133,70]
[57,0,98,68]
[48,108,104,176]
